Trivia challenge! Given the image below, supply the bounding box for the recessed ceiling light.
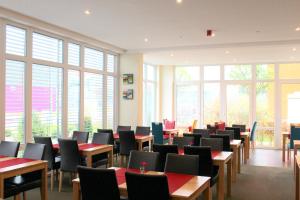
[296,27,300,31]
[170,53,174,57]
[144,38,149,42]
[176,0,182,4]
[225,50,230,54]
[293,47,297,52]
[84,10,91,15]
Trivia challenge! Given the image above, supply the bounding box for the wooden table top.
[241,132,250,136]
[213,151,233,162]
[282,132,290,136]
[0,157,46,175]
[230,140,241,146]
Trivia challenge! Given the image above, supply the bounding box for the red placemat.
[135,135,146,139]
[115,168,141,185]
[53,143,59,150]
[0,158,34,169]
[0,155,6,158]
[212,151,220,158]
[114,134,119,139]
[178,148,184,155]
[79,144,103,150]
[166,172,194,193]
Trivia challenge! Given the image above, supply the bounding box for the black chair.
[153,144,178,172]
[164,153,199,175]
[72,131,89,143]
[0,141,20,157]
[184,146,219,187]
[119,131,137,167]
[125,171,170,200]
[173,136,194,149]
[34,136,60,191]
[91,132,111,167]
[98,129,119,156]
[58,139,85,192]
[5,143,46,200]
[78,166,122,200]
[200,138,223,151]
[135,126,150,135]
[128,150,159,171]
[210,134,231,151]
[225,127,241,140]
[216,130,234,140]
[183,133,202,146]
[193,129,210,138]
[117,126,131,132]
[232,124,246,132]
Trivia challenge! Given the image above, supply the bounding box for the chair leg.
[288,148,291,161]
[22,192,27,200]
[55,169,59,181]
[50,170,54,191]
[59,171,63,192]
[13,194,21,200]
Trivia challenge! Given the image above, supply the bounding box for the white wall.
[119,53,143,128]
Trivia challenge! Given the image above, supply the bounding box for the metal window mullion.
[0,19,5,140]
[62,40,68,138]
[103,53,107,129]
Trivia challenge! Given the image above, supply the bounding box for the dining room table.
[72,167,211,200]
[230,139,242,181]
[53,143,114,167]
[113,134,153,151]
[163,129,179,144]
[240,131,250,163]
[0,156,48,200]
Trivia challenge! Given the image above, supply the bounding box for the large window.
[2,22,118,143]
[84,73,103,132]
[203,83,220,125]
[143,64,158,126]
[32,64,63,138]
[5,60,25,142]
[68,70,80,134]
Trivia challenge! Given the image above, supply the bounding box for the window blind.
[6,25,26,56]
[84,47,103,70]
[107,54,115,73]
[107,76,114,129]
[68,43,80,66]
[68,70,80,134]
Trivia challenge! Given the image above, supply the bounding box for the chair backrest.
[125,171,170,200]
[215,121,225,131]
[193,129,210,138]
[78,166,121,200]
[92,132,110,144]
[232,124,246,132]
[34,136,55,169]
[250,121,257,141]
[184,146,213,177]
[58,139,81,172]
[135,126,150,136]
[216,130,234,140]
[97,129,114,145]
[152,122,164,144]
[200,138,223,151]
[23,143,46,160]
[164,153,199,175]
[290,125,300,148]
[0,141,20,157]
[72,131,89,143]
[210,134,231,151]
[128,150,159,171]
[173,136,194,149]
[225,127,241,140]
[153,144,178,171]
[119,131,136,156]
[117,126,131,133]
[183,133,201,146]
[163,119,175,129]
[206,125,217,134]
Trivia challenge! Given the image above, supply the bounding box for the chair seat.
[92,153,108,167]
[5,174,41,195]
[4,183,21,198]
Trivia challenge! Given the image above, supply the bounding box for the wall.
[119,53,143,127]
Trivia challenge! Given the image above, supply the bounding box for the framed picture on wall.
[123,74,134,84]
[123,89,134,100]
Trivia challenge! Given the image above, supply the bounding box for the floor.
[7,148,295,200]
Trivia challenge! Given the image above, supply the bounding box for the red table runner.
[113,134,147,140]
[115,168,193,193]
[0,158,34,169]
[178,149,220,159]
[0,155,6,158]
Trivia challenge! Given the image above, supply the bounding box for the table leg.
[138,141,142,151]
[41,165,48,200]
[0,177,4,199]
[244,137,248,164]
[204,184,212,200]
[73,181,81,200]
[283,135,286,162]
[295,147,298,175]
[238,145,241,173]
[148,138,152,152]
[108,149,114,167]
[232,147,237,182]
[227,158,232,197]
[217,163,224,200]
[86,156,92,167]
[169,132,172,144]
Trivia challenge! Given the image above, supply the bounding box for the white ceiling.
[1,0,300,64]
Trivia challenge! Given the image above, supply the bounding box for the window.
[143,64,158,126]
[68,70,80,134]
[203,83,220,125]
[279,63,300,79]
[175,66,200,82]
[84,48,104,70]
[32,32,63,63]
[84,73,103,132]
[107,76,115,129]
[68,43,80,66]
[107,54,115,73]
[225,65,252,80]
[5,60,25,142]
[204,65,220,80]
[6,25,26,56]
[256,64,274,80]
[32,64,63,138]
